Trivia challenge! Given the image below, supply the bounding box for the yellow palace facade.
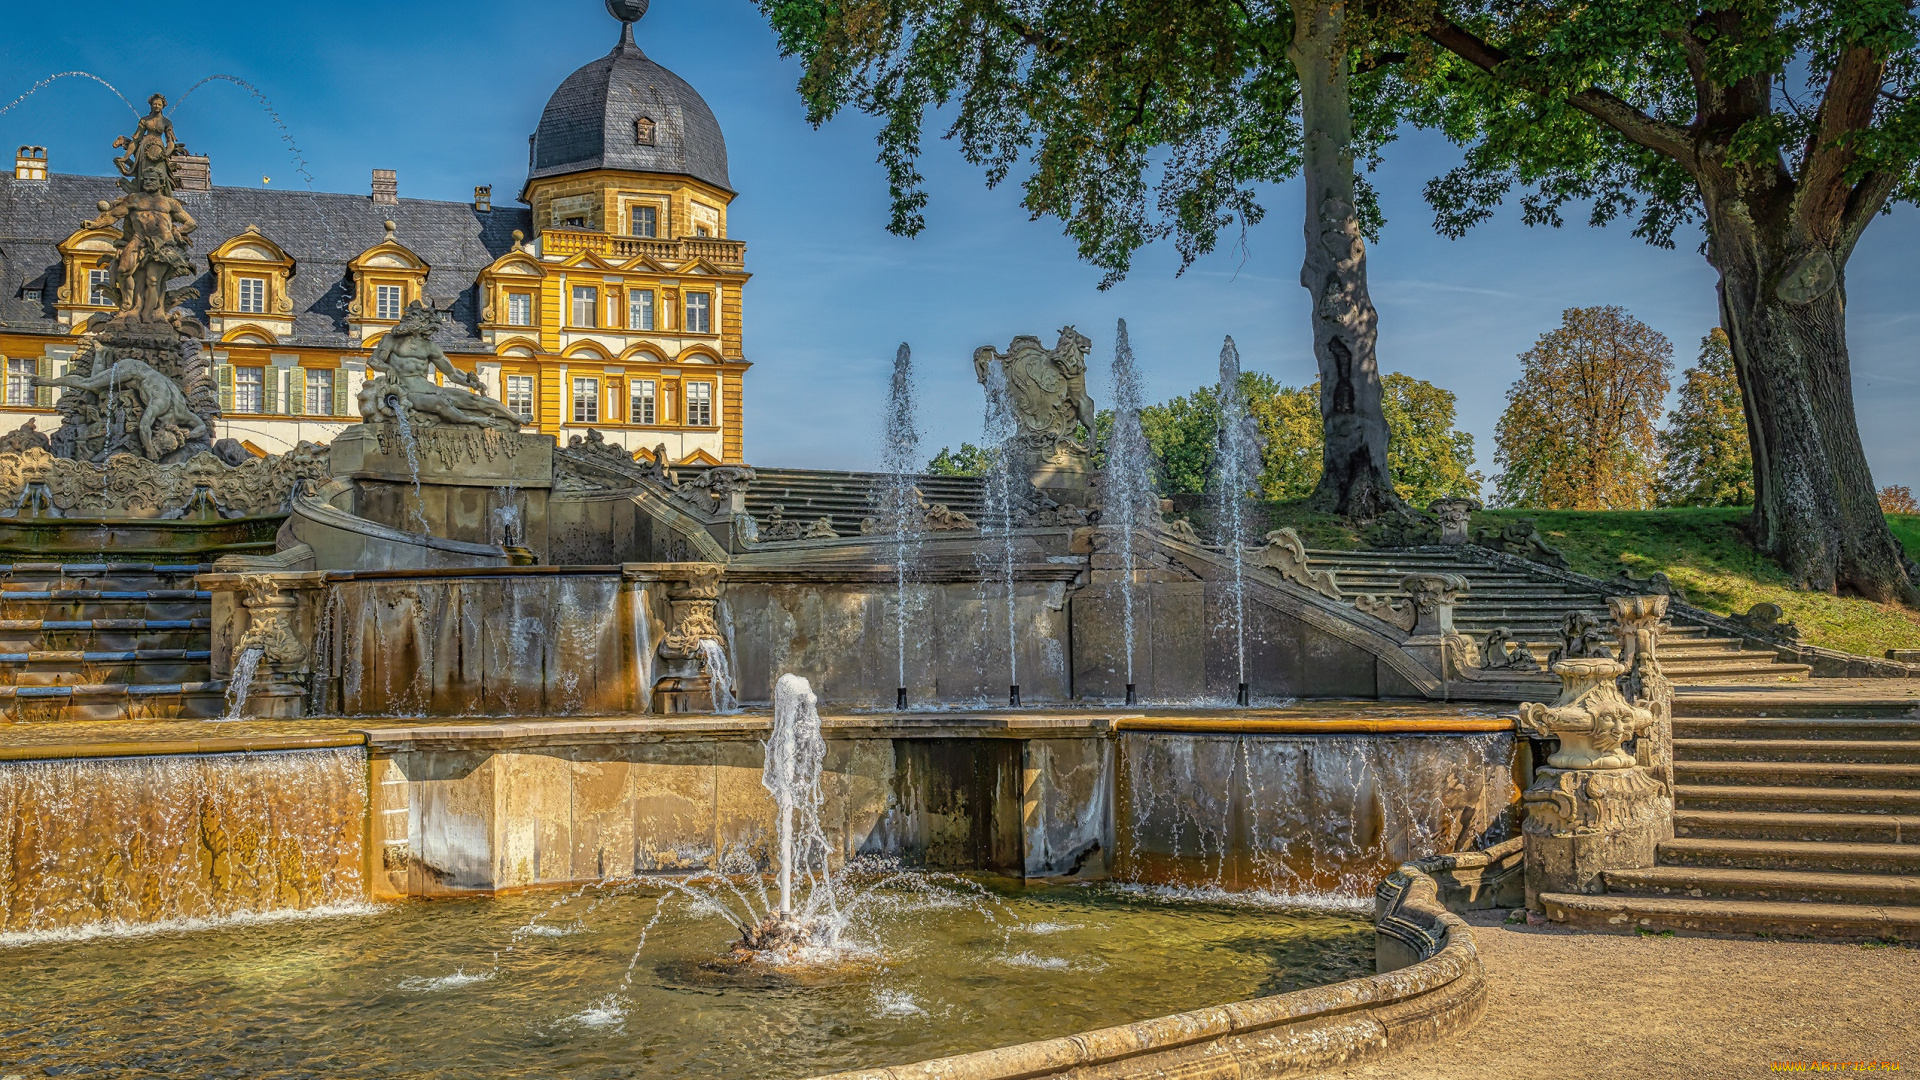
[0,5,749,466]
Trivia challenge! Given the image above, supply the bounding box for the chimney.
[474,185,492,213]
[13,146,47,182]
[371,169,398,206]
[171,147,212,192]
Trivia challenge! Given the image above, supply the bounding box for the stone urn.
[1515,655,1671,909]
[1517,657,1654,769]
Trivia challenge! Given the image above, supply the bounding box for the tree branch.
[1837,169,1900,264]
[1798,46,1886,245]
[1423,18,1700,176]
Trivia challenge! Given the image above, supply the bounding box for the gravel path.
[1313,911,1920,1079]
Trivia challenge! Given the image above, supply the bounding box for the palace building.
[0,3,748,466]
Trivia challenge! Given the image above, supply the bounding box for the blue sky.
[4,0,1915,491]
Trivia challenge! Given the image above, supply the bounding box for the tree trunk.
[1289,0,1402,520]
[1706,197,1916,603]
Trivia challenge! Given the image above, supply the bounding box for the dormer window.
[376,284,404,321]
[21,287,40,303]
[87,269,111,307]
[634,116,657,146]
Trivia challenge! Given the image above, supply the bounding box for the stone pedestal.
[1521,764,1667,909]
[330,423,553,551]
[1428,498,1481,545]
[652,564,732,714]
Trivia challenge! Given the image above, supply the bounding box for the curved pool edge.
[805,863,1489,1080]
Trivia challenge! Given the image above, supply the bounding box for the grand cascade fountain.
[0,49,1708,1080]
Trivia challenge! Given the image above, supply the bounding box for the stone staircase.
[711,468,989,539]
[1306,548,1812,682]
[0,562,224,723]
[1541,693,1920,940]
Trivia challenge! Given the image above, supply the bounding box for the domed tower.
[487,0,749,464]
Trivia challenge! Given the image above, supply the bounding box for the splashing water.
[220,646,265,722]
[977,360,1020,700]
[696,638,736,715]
[0,72,136,120]
[387,402,432,536]
[763,674,829,917]
[1212,338,1261,701]
[879,344,921,703]
[1106,320,1152,695]
[169,74,315,189]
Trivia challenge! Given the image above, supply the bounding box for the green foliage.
[1137,371,1479,504]
[1493,306,1672,510]
[925,442,992,477]
[753,0,1409,285]
[1658,329,1754,508]
[1398,1,1920,247]
[1470,508,1920,657]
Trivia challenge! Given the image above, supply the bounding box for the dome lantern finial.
[607,0,649,51]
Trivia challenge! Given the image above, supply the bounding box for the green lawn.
[1242,502,1920,658]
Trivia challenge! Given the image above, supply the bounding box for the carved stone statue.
[91,94,199,330]
[359,302,523,430]
[34,358,208,461]
[974,327,1098,506]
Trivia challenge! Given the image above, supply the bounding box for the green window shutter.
[34,355,53,408]
[287,368,307,416]
[263,369,279,414]
[217,364,235,413]
[337,370,353,416]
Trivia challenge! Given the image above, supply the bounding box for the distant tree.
[925,443,992,477]
[1494,306,1671,510]
[1138,371,1478,504]
[1881,486,1920,516]
[1658,330,1754,508]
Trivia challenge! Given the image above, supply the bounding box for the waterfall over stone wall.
[0,749,368,937]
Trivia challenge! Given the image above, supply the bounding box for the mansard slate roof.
[529,31,731,194]
[0,173,535,353]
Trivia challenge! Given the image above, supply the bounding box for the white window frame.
[631,379,657,426]
[88,269,112,307]
[4,357,34,407]
[571,286,598,328]
[236,276,267,315]
[686,381,714,427]
[571,376,600,424]
[628,289,655,331]
[306,368,335,415]
[631,205,659,238]
[375,284,404,321]
[506,293,533,327]
[685,292,712,335]
[506,374,536,422]
[233,366,265,413]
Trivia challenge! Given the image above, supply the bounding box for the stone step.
[0,681,229,723]
[0,618,212,654]
[1674,808,1920,844]
[1663,664,1812,683]
[1676,783,1920,814]
[1675,717,1920,740]
[1540,891,1920,940]
[0,649,214,688]
[1658,837,1920,873]
[1602,865,1920,906]
[1674,737,1920,763]
[1674,696,1920,719]
[1674,759,1920,790]
[0,592,212,622]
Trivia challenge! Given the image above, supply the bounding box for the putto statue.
[973,326,1098,507]
[359,301,524,430]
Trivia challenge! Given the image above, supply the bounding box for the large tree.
[1659,329,1755,507]
[754,0,1409,517]
[1390,0,1920,600]
[1493,306,1671,510]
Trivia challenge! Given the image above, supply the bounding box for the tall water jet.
[978,361,1021,706]
[1106,320,1152,706]
[1213,337,1261,707]
[743,674,834,952]
[879,344,921,710]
